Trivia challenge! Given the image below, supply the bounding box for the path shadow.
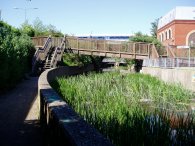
[0,77,43,146]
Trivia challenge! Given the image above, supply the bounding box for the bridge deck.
[32,36,159,60]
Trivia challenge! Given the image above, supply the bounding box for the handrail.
[31,36,52,74]
[57,36,67,61]
[167,46,176,58]
[32,36,158,62]
[65,37,153,57]
[50,47,59,68]
[151,44,159,59]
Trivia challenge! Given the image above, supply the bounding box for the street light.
[13,7,38,22]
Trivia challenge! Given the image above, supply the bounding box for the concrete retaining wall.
[38,65,113,146]
[142,67,195,92]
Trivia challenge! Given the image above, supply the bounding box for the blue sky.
[1,0,195,36]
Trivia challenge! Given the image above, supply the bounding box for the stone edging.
[38,65,113,146]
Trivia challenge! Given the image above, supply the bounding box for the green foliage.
[150,18,159,38]
[131,32,163,54]
[62,53,92,66]
[52,72,195,145]
[20,21,35,37]
[0,21,35,91]
[20,18,63,37]
[32,18,63,37]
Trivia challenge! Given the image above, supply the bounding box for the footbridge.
[31,36,159,74]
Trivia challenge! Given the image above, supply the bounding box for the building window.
[165,31,168,40]
[160,34,162,42]
[165,30,169,40]
[168,29,172,39]
[188,32,195,46]
[162,33,164,41]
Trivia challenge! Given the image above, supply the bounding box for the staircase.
[32,36,66,75]
[43,47,55,70]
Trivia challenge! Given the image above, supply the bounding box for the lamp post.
[13,7,38,22]
[188,40,194,67]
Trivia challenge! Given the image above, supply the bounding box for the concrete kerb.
[38,65,113,146]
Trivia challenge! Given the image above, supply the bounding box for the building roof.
[158,6,195,29]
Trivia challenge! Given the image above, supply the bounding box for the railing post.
[133,43,136,58]
[165,58,167,68]
[96,40,98,50]
[77,38,79,49]
[127,43,129,53]
[104,40,106,51]
[120,43,122,52]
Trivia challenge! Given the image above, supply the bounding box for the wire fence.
[143,57,195,68]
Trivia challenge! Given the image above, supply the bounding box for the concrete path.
[0,77,42,146]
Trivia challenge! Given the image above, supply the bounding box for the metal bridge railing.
[143,57,195,68]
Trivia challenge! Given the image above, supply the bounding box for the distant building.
[77,34,132,41]
[157,6,195,47]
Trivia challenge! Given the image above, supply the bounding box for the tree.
[33,17,46,36]
[150,18,159,38]
[46,24,63,37]
[32,17,63,37]
[20,21,35,37]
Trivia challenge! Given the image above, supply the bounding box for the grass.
[51,72,195,145]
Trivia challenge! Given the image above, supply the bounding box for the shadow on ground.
[0,77,42,146]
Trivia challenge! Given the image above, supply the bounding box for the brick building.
[157,7,195,48]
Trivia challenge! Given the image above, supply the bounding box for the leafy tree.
[21,21,35,37]
[46,24,63,37]
[33,17,46,36]
[32,17,63,37]
[150,19,159,38]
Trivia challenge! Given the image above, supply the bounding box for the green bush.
[131,32,164,55]
[0,21,35,91]
[62,53,92,66]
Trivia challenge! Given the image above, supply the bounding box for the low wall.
[142,67,195,92]
[38,65,113,146]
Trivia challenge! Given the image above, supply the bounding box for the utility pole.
[13,7,38,22]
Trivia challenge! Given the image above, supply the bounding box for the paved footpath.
[0,77,42,146]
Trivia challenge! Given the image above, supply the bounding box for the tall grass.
[52,72,195,145]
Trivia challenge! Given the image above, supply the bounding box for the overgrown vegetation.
[52,72,195,145]
[0,21,35,92]
[62,54,92,66]
[21,18,63,37]
[131,32,164,55]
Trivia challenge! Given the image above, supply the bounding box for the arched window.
[165,31,168,40]
[188,32,195,46]
[186,30,195,46]
[162,33,164,41]
[168,29,172,39]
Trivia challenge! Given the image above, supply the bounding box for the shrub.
[62,53,92,66]
[0,21,35,91]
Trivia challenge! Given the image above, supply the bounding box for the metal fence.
[143,57,195,68]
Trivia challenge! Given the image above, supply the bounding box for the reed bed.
[52,72,195,145]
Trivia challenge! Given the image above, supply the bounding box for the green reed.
[51,72,195,145]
